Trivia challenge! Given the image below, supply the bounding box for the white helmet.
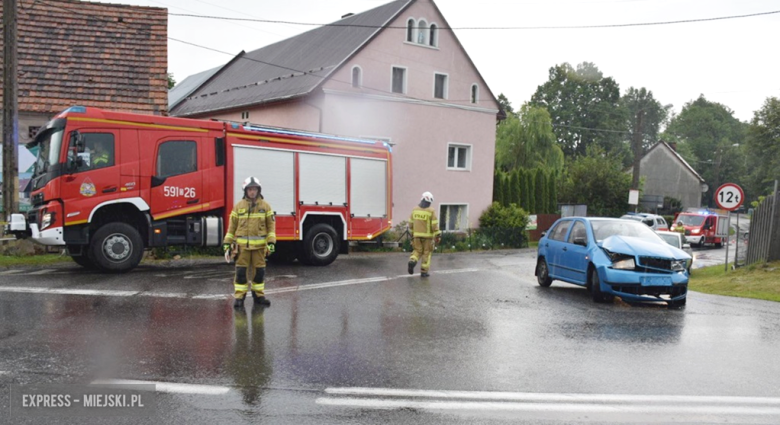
[242,176,262,193]
[421,191,434,203]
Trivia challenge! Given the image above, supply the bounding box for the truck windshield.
[30,126,65,189]
[677,215,705,226]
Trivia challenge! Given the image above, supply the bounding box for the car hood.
[598,235,691,260]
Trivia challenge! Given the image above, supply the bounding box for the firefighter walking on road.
[224,177,276,308]
[408,191,441,277]
[673,221,685,234]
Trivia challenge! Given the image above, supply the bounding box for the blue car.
[535,217,691,307]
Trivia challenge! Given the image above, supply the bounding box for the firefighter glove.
[223,243,231,253]
[223,244,232,263]
[268,243,275,254]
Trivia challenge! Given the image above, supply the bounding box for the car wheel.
[590,268,614,303]
[536,258,552,287]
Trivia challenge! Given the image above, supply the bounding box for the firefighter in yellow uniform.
[407,191,441,277]
[223,176,276,308]
[673,221,685,234]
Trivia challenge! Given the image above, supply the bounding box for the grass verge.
[689,261,780,302]
[0,254,70,267]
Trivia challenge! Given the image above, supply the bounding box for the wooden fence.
[745,181,780,265]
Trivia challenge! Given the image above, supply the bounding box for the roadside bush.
[477,202,529,249]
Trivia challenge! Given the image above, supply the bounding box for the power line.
[168,9,780,30]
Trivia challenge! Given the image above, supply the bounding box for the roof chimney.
[341,13,354,19]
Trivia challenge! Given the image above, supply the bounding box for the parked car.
[536,217,691,307]
[655,230,694,273]
[619,213,670,231]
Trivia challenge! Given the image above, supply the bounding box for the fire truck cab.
[673,209,728,248]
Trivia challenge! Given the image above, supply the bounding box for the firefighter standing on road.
[224,177,276,308]
[408,191,441,277]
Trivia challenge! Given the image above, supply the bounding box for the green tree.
[510,171,521,206]
[527,171,536,213]
[622,87,672,183]
[167,73,176,90]
[497,93,516,117]
[547,170,558,213]
[495,103,564,172]
[560,145,633,217]
[745,97,780,198]
[502,174,511,207]
[662,95,747,205]
[530,62,628,160]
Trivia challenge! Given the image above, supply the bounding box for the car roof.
[655,230,680,236]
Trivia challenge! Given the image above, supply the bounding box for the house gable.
[0,0,167,115]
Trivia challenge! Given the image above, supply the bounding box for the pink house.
[169,0,501,231]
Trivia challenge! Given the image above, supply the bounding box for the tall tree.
[560,146,633,217]
[530,62,628,160]
[493,172,504,205]
[621,87,672,187]
[745,97,780,198]
[663,95,747,205]
[167,73,176,90]
[535,168,547,214]
[495,103,564,172]
[497,93,516,117]
[547,170,558,213]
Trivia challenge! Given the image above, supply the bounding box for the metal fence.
[745,181,780,266]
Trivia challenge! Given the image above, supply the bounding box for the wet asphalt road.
[1,249,780,424]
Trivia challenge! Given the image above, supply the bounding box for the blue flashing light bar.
[63,106,87,113]
[242,125,381,146]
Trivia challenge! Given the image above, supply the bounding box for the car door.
[560,220,590,284]
[543,219,573,279]
[149,138,204,220]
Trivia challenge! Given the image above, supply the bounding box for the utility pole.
[2,0,20,222]
[631,110,644,191]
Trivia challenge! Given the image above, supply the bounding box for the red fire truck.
[6,106,392,272]
[673,209,728,248]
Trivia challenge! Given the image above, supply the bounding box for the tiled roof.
[170,0,411,117]
[0,0,167,115]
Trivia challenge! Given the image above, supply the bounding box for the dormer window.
[417,20,428,44]
[406,18,415,42]
[351,66,362,88]
[429,24,438,47]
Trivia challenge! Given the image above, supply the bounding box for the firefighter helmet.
[421,191,434,203]
[242,176,262,197]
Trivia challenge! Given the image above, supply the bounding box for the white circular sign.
[714,183,744,211]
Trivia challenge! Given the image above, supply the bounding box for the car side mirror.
[540,231,546,237]
[683,243,691,250]
[573,236,587,246]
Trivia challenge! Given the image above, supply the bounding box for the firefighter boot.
[252,292,271,307]
[421,271,430,278]
[408,260,417,275]
[233,297,245,309]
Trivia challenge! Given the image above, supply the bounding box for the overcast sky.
[95,0,779,123]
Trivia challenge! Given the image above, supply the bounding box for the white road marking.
[316,397,780,415]
[0,269,479,299]
[0,269,24,275]
[27,269,55,275]
[318,388,780,416]
[91,379,230,395]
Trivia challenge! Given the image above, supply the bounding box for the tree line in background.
[495,61,780,215]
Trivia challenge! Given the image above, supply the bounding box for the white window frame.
[447,143,472,171]
[429,23,438,47]
[351,65,363,88]
[406,18,416,42]
[417,19,428,45]
[470,83,479,104]
[439,203,469,232]
[433,72,449,99]
[391,65,407,94]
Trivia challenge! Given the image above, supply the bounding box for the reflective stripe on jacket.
[409,206,441,239]
[223,198,276,250]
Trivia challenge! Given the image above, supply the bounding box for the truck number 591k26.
[163,186,196,198]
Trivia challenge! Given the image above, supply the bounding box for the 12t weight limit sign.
[715,183,744,211]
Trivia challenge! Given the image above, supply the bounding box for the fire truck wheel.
[90,222,144,273]
[302,223,339,266]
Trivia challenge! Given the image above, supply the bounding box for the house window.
[157,140,197,178]
[406,18,415,42]
[471,84,479,104]
[440,204,468,231]
[447,144,471,170]
[351,66,362,88]
[429,24,438,47]
[241,111,249,120]
[392,66,406,94]
[434,73,448,99]
[417,20,428,44]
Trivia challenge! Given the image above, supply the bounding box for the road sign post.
[715,183,744,272]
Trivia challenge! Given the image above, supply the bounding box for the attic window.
[406,19,415,42]
[351,66,362,88]
[417,20,428,44]
[429,24,438,47]
[241,111,250,120]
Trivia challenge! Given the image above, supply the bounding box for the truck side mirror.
[66,150,84,174]
[70,130,85,153]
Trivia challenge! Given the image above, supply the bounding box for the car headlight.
[691,229,701,235]
[612,258,636,269]
[41,212,53,230]
[671,260,686,272]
